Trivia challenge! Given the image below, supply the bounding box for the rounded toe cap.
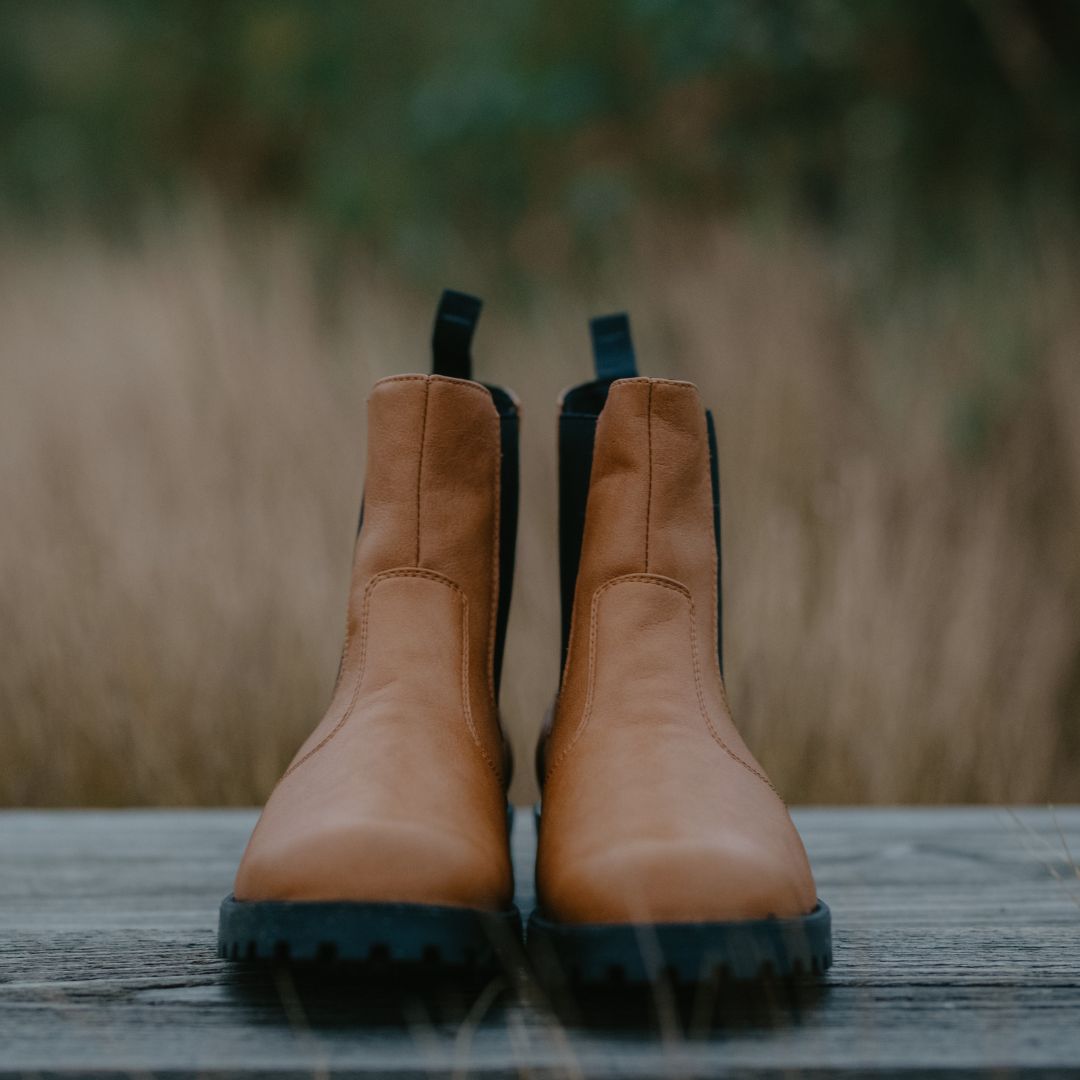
[234,816,512,911]
[540,834,816,925]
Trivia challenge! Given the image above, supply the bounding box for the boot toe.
[541,834,816,925]
[234,816,511,911]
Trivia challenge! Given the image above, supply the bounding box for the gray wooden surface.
[1,807,1078,1078]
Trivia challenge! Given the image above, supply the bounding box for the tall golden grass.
[2,207,1077,806]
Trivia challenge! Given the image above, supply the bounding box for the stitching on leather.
[414,379,430,565]
[609,376,700,392]
[330,621,352,697]
[281,568,500,783]
[456,576,501,781]
[546,573,777,796]
[645,381,653,573]
[280,571,383,781]
[370,570,499,781]
[429,374,490,397]
[486,414,500,708]
[684,583,780,797]
[547,573,684,781]
[371,374,492,401]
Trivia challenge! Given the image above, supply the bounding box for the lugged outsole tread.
[526,900,832,987]
[217,895,522,972]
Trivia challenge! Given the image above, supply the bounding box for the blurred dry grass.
[1,207,1078,807]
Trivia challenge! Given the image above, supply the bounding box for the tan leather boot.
[219,292,521,969]
[530,314,831,984]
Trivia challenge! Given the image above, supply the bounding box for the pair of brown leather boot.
[219,291,831,984]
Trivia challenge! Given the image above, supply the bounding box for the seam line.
[486,415,500,707]
[644,381,653,572]
[281,568,501,784]
[547,573,683,781]
[546,573,779,799]
[415,377,430,566]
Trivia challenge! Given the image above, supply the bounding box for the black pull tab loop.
[432,289,482,381]
[589,312,637,382]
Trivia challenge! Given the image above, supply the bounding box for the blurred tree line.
[2,0,1079,277]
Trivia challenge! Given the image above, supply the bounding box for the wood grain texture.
[1,807,1078,1078]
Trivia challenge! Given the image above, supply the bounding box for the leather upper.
[536,377,818,924]
[234,374,514,910]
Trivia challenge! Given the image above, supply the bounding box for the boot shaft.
[231,291,520,917]
[534,313,820,941]
[341,292,519,770]
[557,315,723,687]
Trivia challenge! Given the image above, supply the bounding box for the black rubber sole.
[218,895,522,971]
[526,901,832,986]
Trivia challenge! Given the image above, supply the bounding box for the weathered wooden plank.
[0,807,1077,1077]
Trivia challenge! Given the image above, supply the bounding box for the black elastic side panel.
[432,289,482,380]
[557,312,641,679]
[558,411,599,674]
[486,385,518,701]
[589,312,638,382]
[705,409,724,675]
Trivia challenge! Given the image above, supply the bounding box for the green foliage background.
[3,0,1080,278]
